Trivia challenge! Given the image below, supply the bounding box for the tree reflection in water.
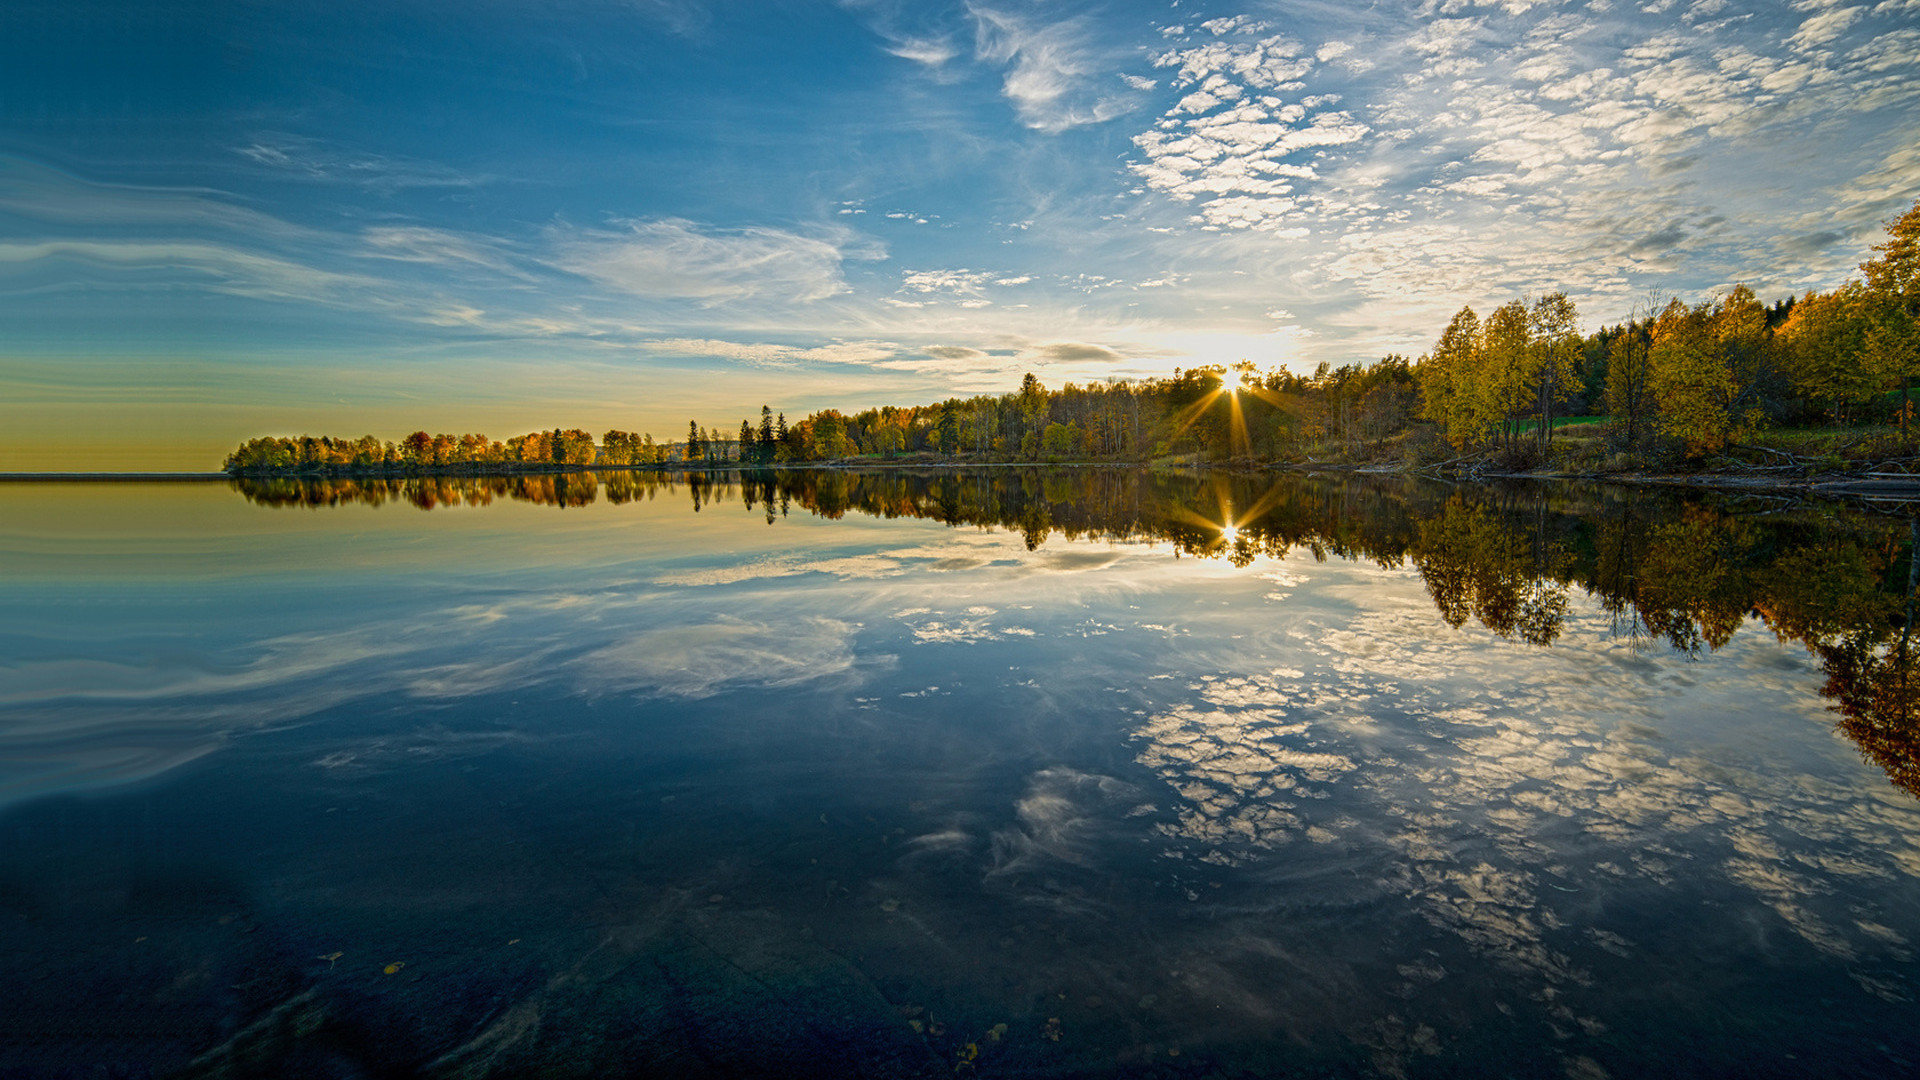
[234,468,1920,798]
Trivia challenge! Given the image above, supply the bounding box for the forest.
[223,199,1918,477]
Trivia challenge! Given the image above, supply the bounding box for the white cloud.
[548,218,874,305]
[897,267,1031,304]
[1129,34,1367,235]
[969,5,1144,133]
[234,134,484,192]
[639,337,902,367]
[1201,16,1272,36]
[0,240,393,307]
[1116,0,1920,350]
[359,226,525,278]
[1786,4,1864,50]
[885,36,960,66]
[901,267,997,294]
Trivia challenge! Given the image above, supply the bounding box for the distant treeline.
[223,428,664,475]
[224,199,1918,475]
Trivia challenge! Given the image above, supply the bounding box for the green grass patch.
[1515,415,1608,434]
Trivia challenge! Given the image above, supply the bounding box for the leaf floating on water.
[987,1023,1007,1042]
[383,962,405,975]
[908,1019,924,1033]
[879,898,900,912]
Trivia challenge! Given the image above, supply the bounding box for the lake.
[3,469,1918,1078]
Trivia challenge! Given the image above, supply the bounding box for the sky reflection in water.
[2,471,1918,1078]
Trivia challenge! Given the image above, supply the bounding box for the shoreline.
[1275,461,1920,502]
[9,462,1920,504]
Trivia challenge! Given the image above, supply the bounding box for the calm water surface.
[3,470,1918,1078]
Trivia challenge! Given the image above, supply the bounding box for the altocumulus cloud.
[1118,2,1920,346]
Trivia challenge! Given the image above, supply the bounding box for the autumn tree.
[1861,199,1920,429]
[1417,306,1487,449]
[1604,320,1655,454]
[1777,284,1874,420]
[1529,292,1581,452]
[1480,300,1537,451]
[1649,298,1742,453]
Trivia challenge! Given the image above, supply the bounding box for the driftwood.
[1418,450,1493,477]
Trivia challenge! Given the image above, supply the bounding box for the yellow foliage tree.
[1529,292,1581,451]
[1777,284,1874,420]
[1649,298,1740,453]
[1417,306,1491,449]
[1481,300,1538,451]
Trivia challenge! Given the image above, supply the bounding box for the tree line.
[225,198,1917,475]
[1421,198,1919,457]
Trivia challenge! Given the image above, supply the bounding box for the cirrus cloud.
[548,218,881,306]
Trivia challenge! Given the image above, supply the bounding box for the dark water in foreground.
[3,469,1919,1079]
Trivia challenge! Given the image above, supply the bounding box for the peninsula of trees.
[224,199,1919,479]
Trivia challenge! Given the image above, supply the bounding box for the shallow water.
[3,470,1918,1078]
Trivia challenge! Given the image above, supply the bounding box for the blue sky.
[3,0,1918,467]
